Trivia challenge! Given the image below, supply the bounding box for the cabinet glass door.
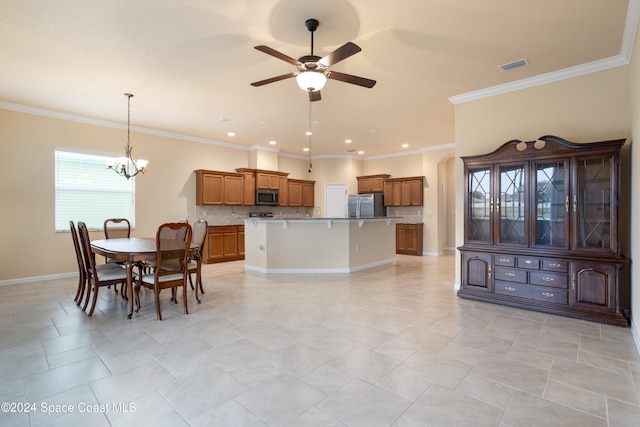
[498,164,527,245]
[574,155,615,251]
[534,160,568,248]
[467,167,492,243]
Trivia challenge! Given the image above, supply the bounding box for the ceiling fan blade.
[327,71,376,88]
[309,90,321,102]
[250,73,296,87]
[318,42,361,66]
[254,45,301,65]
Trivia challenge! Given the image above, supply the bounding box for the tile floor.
[1,254,639,426]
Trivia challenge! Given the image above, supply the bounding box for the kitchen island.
[244,217,397,273]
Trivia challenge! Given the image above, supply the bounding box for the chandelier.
[107,93,148,179]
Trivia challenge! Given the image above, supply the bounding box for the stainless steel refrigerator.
[348,193,386,218]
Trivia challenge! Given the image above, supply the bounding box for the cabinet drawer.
[529,271,568,289]
[542,259,568,272]
[517,256,540,269]
[494,267,527,283]
[494,255,515,267]
[495,282,567,304]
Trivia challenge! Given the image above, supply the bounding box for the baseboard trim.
[0,272,76,286]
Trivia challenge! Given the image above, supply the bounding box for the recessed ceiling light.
[358,151,364,155]
[227,132,235,137]
[269,140,276,145]
[402,143,409,148]
[345,139,352,144]
[303,147,309,152]
[305,131,312,136]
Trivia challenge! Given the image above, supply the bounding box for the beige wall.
[453,64,633,332]
[629,23,640,344]
[0,107,455,281]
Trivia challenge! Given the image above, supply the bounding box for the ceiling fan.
[250,18,376,102]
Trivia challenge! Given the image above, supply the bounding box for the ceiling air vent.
[499,58,528,72]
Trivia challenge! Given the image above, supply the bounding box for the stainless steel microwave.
[255,189,279,206]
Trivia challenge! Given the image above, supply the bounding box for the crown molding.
[0,100,250,152]
[449,0,640,105]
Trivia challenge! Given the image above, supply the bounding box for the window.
[55,149,135,231]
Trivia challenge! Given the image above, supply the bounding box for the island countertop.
[243,216,397,273]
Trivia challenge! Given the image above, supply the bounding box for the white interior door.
[325,183,348,218]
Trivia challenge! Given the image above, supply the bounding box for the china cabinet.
[458,135,629,326]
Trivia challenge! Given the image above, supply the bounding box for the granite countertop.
[244,216,400,221]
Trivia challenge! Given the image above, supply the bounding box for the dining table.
[90,237,201,319]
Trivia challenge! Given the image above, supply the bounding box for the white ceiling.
[0,0,636,158]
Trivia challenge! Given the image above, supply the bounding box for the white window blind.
[55,149,135,231]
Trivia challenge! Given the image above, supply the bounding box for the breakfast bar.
[243,217,397,273]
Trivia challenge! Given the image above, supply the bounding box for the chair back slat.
[156,223,192,280]
[104,218,131,239]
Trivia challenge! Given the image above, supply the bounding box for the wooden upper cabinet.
[384,176,424,206]
[287,180,302,206]
[287,179,315,207]
[301,181,315,207]
[196,169,246,205]
[256,171,286,189]
[224,174,244,205]
[241,170,255,206]
[279,176,288,206]
[357,174,390,194]
[196,171,224,205]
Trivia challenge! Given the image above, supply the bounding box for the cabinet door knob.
[549,262,562,269]
[505,272,516,278]
[499,258,510,263]
[542,277,554,282]
[505,286,515,292]
[542,292,555,298]
[525,259,532,264]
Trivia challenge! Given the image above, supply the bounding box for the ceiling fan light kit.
[251,18,376,102]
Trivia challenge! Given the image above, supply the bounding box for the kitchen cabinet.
[256,171,286,190]
[279,176,288,206]
[288,179,315,207]
[195,170,245,206]
[357,174,390,194]
[396,223,423,255]
[203,225,244,263]
[239,169,255,206]
[384,176,424,206]
[458,135,629,326]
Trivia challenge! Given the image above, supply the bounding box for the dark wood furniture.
[458,135,629,326]
[136,223,192,321]
[396,223,424,255]
[91,237,199,318]
[78,222,129,317]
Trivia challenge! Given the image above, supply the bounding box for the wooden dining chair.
[78,221,130,316]
[104,218,131,239]
[135,222,192,320]
[188,219,208,302]
[70,220,88,306]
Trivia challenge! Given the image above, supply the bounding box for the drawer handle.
[525,259,532,264]
[504,272,516,278]
[542,292,555,298]
[499,258,510,263]
[542,277,554,282]
[548,262,562,269]
[505,286,515,292]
